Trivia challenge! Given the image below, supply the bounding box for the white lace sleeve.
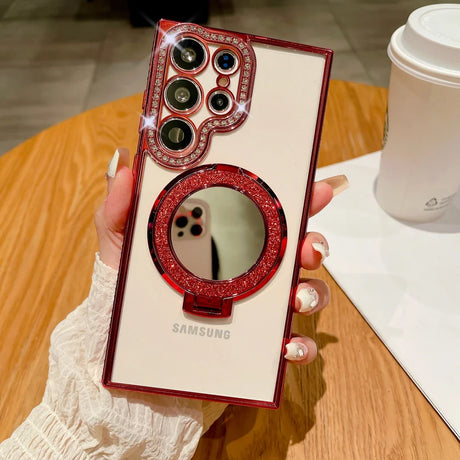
[0,254,226,460]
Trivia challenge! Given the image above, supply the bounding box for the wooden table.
[0,81,458,459]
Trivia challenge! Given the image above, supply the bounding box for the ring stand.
[148,163,287,318]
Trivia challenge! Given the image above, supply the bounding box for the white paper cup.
[376,4,460,222]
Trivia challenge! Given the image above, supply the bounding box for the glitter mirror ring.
[147,163,287,318]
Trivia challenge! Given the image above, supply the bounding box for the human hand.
[284,175,348,365]
[95,148,133,270]
[95,148,348,365]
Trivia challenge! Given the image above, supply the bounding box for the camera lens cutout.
[172,38,207,72]
[214,49,239,75]
[190,224,203,236]
[159,118,195,152]
[191,206,203,218]
[165,77,201,113]
[175,215,188,228]
[208,90,233,115]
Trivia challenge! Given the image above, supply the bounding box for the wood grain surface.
[0,81,458,459]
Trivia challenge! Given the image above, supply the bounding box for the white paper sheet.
[314,152,460,439]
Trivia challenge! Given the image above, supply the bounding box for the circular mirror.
[171,187,266,281]
[148,163,287,309]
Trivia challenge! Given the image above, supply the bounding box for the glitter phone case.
[103,20,332,408]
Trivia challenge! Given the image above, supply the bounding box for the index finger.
[309,175,349,216]
[309,181,333,217]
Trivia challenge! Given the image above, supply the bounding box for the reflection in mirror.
[171,187,266,280]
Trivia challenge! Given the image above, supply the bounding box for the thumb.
[106,147,131,195]
[104,166,134,235]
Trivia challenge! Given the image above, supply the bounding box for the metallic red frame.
[103,19,333,409]
[157,114,197,155]
[169,35,210,76]
[147,164,287,318]
[143,21,257,170]
[206,88,235,116]
[212,46,241,76]
[163,75,204,116]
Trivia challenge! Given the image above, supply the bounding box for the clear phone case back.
[103,20,332,408]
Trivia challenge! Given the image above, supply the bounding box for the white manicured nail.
[297,287,319,312]
[285,342,308,360]
[321,174,349,197]
[107,149,120,178]
[312,242,329,262]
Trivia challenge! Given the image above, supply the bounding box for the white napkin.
[314,151,460,439]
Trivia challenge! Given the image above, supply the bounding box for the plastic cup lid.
[388,4,460,87]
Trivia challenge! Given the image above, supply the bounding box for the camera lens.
[190,224,203,236]
[175,216,188,228]
[214,50,238,74]
[191,206,203,218]
[159,118,195,152]
[175,87,190,103]
[165,77,201,113]
[172,38,207,72]
[208,90,232,115]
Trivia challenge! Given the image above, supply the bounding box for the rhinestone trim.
[145,23,257,170]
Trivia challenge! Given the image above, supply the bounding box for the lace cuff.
[0,253,226,459]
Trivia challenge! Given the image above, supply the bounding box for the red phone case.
[103,19,332,408]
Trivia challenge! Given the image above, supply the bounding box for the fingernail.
[285,342,308,361]
[322,174,349,197]
[297,287,319,312]
[107,149,120,178]
[312,241,329,262]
